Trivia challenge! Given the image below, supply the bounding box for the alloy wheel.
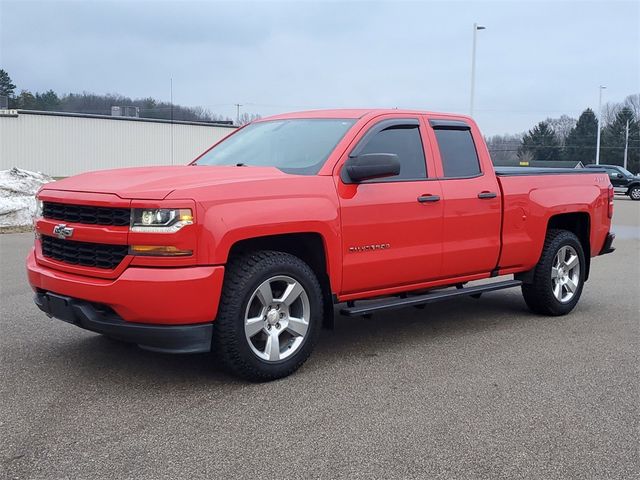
[551,245,580,303]
[244,275,310,362]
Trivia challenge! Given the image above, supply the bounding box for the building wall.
[0,110,236,177]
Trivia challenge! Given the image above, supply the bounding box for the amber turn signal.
[129,245,192,256]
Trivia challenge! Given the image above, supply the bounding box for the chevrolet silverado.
[27,109,616,380]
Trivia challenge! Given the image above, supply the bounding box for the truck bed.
[496,168,610,273]
[495,166,605,176]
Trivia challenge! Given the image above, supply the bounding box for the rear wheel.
[212,250,323,381]
[521,229,585,316]
[628,186,640,200]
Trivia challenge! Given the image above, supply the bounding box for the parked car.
[27,109,615,380]
[585,164,640,200]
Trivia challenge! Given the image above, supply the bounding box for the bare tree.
[237,112,262,126]
[623,93,640,120]
[517,149,534,164]
[486,133,523,165]
[601,101,622,126]
[545,114,576,144]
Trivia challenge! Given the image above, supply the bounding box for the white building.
[0,110,236,177]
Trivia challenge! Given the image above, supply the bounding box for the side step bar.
[340,279,522,317]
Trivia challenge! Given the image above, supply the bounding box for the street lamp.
[595,85,606,165]
[469,23,486,117]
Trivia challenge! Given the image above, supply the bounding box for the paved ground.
[1,199,638,480]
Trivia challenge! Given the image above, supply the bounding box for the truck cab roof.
[262,108,474,122]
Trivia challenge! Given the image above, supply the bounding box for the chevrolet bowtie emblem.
[53,224,74,239]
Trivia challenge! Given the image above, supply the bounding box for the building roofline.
[13,109,237,128]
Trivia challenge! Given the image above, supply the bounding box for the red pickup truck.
[27,109,615,380]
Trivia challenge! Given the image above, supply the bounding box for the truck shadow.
[316,292,532,358]
[52,291,533,386]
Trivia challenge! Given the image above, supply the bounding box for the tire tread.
[521,229,585,316]
[212,250,322,381]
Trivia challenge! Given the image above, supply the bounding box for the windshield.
[194,118,356,174]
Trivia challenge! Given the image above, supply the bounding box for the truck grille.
[43,202,131,227]
[41,235,128,269]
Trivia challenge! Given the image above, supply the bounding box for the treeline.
[12,90,234,123]
[487,94,640,173]
[0,69,262,125]
[1,69,638,168]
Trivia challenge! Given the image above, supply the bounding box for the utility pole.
[170,77,174,165]
[623,119,630,170]
[235,103,243,126]
[469,23,486,117]
[595,85,606,165]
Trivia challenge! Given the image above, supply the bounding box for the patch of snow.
[0,168,54,228]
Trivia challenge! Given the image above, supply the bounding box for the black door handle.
[418,195,441,203]
[477,191,497,199]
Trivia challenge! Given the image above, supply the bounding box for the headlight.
[130,208,193,233]
[34,198,43,219]
[33,198,43,234]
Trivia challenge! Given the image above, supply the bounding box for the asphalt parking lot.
[1,199,638,480]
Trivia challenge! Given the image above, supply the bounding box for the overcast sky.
[1,0,638,135]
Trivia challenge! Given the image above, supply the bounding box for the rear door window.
[433,127,481,178]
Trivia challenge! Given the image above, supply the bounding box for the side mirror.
[617,173,624,179]
[343,153,400,183]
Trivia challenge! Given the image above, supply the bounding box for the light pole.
[469,23,486,117]
[623,119,629,170]
[595,85,606,165]
[235,103,243,126]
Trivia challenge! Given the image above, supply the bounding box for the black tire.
[628,186,640,201]
[521,229,586,316]
[212,250,323,381]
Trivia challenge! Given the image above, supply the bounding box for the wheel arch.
[626,182,640,194]
[227,232,336,328]
[547,212,591,281]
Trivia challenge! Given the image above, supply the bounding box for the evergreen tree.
[12,90,38,109]
[0,69,16,97]
[35,89,61,110]
[564,108,598,164]
[601,107,640,173]
[518,121,561,161]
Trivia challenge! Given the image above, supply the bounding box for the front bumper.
[27,248,224,325]
[34,291,212,353]
[599,232,615,255]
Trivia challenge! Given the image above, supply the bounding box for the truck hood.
[42,165,289,200]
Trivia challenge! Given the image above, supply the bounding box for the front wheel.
[212,250,323,381]
[628,186,640,200]
[521,229,585,316]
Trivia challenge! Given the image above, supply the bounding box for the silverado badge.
[53,224,74,239]
[349,243,390,253]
